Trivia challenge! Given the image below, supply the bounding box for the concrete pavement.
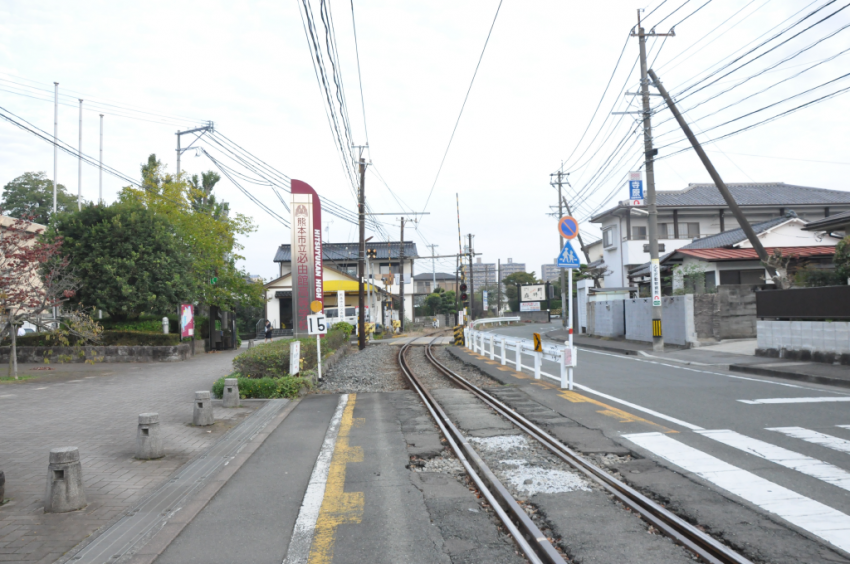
[0,351,247,564]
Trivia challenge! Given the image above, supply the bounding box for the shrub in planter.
[211,374,311,399]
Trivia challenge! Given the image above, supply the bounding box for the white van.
[324,307,369,329]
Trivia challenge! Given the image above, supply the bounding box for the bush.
[334,321,354,339]
[232,327,348,379]
[211,374,312,399]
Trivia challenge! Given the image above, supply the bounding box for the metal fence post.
[500,338,506,366]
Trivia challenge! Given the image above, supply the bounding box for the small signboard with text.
[520,302,541,312]
[180,304,194,338]
[628,171,644,206]
[520,285,546,302]
[650,258,662,306]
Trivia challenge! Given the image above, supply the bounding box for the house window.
[632,226,647,240]
[684,222,700,238]
[603,227,616,248]
[658,223,669,238]
[719,269,764,285]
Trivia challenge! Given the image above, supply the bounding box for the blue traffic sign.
[558,216,579,240]
[557,240,581,268]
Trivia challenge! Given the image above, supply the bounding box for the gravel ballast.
[317,344,408,393]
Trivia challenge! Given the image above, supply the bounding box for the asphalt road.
[483,321,850,555]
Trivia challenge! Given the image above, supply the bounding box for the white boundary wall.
[757,320,850,355]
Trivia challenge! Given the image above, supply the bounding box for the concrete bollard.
[136,413,164,460]
[193,391,214,426]
[222,378,240,408]
[45,447,86,513]
[248,339,254,350]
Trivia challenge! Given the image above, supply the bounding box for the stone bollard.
[193,391,214,426]
[248,339,254,350]
[136,413,164,459]
[45,447,86,513]
[222,378,240,408]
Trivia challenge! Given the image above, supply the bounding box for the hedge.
[211,374,312,399]
[232,327,348,379]
[15,330,181,347]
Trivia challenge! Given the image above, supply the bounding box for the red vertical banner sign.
[180,304,194,338]
[291,180,323,337]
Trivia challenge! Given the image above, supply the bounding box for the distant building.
[245,274,264,284]
[499,258,526,280]
[541,264,560,282]
[462,258,497,293]
[413,272,458,295]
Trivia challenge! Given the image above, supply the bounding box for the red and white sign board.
[650,259,661,306]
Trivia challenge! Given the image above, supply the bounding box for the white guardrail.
[463,323,576,390]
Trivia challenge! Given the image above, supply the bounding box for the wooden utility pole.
[468,234,475,321]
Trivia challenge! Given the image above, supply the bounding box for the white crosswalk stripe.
[624,431,850,553]
[768,427,850,455]
[698,429,850,492]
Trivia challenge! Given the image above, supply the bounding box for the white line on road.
[282,394,349,564]
[739,397,850,405]
[572,383,705,431]
[698,429,850,492]
[768,427,850,455]
[580,348,850,395]
[624,431,850,553]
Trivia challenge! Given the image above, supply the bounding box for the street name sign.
[557,240,581,268]
[628,171,644,206]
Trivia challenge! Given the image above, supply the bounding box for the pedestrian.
[264,320,272,343]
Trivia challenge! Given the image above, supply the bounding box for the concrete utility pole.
[648,69,778,280]
[632,10,674,352]
[468,234,475,321]
[98,114,103,204]
[427,244,439,289]
[497,258,501,316]
[456,193,464,321]
[53,82,59,215]
[357,155,367,350]
[555,172,567,328]
[399,220,407,332]
[77,99,83,211]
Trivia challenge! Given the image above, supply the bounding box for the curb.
[729,364,850,389]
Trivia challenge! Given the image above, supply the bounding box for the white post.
[489,334,495,360]
[464,328,470,349]
[77,99,83,210]
[98,114,103,204]
[516,341,522,371]
[560,348,568,389]
[500,337,506,365]
[534,350,541,380]
[568,268,574,390]
[317,335,322,380]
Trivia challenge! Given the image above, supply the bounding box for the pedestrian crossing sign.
[557,240,580,268]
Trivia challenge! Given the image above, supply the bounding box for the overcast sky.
[1,0,848,282]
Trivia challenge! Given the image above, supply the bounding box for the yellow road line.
[307,394,364,564]
[557,389,675,432]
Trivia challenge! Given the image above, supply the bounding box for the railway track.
[398,337,753,564]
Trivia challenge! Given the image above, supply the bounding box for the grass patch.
[0,375,33,383]
[233,327,349,379]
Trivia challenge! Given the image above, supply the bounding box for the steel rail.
[424,340,753,564]
[397,342,566,564]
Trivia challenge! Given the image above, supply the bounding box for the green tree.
[120,155,262,310]
[835,236,850,283]
[2,172,79,225]
[45,201,195,320]
[424,288,457,317]
[502,271,539,313]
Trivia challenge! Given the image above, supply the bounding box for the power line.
[421,0,504,214]
[350,0,369,146]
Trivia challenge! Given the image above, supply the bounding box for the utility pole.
[456,193,464,321]
[554,172,567,328]
[399,220,407,332]
[98,114,103,204]
[632,10,673,352]
[77,99,83,210]
[357,153,367,350]
[175,123,214,179]
[176,130,181,178]
[468,234,475,321]
[427,244,439,290]
[53,82,58,215]
[649,69,778,281]
[497,258,501,316]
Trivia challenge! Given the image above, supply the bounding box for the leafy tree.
[424,288,457,317]
[46,201,195,320]
[835,236,850,283]
[502,271,539,313]
[120,155,262,310]
[2,172,79,225]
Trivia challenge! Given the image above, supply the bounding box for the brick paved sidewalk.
[0,351,251,564]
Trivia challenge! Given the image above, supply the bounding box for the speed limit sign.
[307,314,328,335]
